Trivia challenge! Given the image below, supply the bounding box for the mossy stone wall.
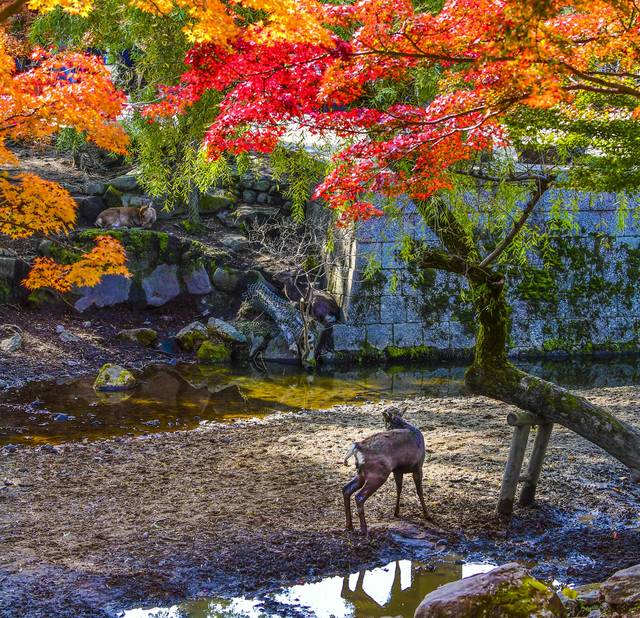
[331,190,640,357]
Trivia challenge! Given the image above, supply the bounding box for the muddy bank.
[0,304,200,391]
[2,389,640,617]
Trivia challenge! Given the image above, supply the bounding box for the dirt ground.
[1,387,640,617]
[0,303,204,390]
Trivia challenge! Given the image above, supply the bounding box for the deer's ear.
[140,205,148,213]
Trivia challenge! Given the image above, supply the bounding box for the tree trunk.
[187,185,201,224]
[465,276,640,480]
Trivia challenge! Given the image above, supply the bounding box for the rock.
[183,265,213,295]
[53,413,75,422]
[55,324,65,334]
[141,264,181,307]
[93,363,137,392]
[59,330,81,343]
[196,340,231,363]
[108,174,139,192]
[201,191,235,213]
[84,181,106,195]
[601,563,640,606]
[221,233,249,252]
[263,335,298,364]
[233,204,279,222]
[121,193,150,207]
[0,257,30,304]
[74,275,132,312]
[175,321,208,351]
[103,184,123,208]
[253,179,271,192]
[116,328,158,346]
[242,189,257,203]
[0,332,22,353]
[75,195,106,225]
[212,267,243,292]
[256,192,270,204]
[413,563,565,618]
[143,419,160,427]
[206,318,247,344]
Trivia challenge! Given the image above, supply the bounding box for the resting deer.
[343,406,428,534]
[95,204,157,229]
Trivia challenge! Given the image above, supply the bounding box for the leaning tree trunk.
[187,184,201,224]
[464,275,640,480]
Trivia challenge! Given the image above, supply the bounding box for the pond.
[3,357,640,446]
[121,557,498,618]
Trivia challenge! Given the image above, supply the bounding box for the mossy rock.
[94,363,137,392]
[116,328,158,346]
[414,563,565,618]
[175,321,208,351]
[103,185,123,208]
[196,340,231,364]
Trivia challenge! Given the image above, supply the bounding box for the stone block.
[423,322,450,348]
[380,294,407,324]
[75,195,106,225]
[332,324,365,351]
[393,323,423,347]
[449,321,475,349]
[366,323,393,349]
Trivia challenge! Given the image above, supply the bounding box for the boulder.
[74,275,132,312]
[175,321,208,351]
[121,193,151,207]
[601,563,640,607]
[84,181,106,195]
[116,328,158,346]
[206,318,247,344]
[103,185,123,208]
[233,204,279,222]
[108,174,139,192]
[242,189,257,203]
[183,265,213,295]
[196,340,231,363]
[0,257,30,304]
[0,332,22,353]
[201,190,236,213]
[263,335,298,364]
[59,329,81,343]
[414,563,565,618]
[141,264,181,307]
[212,267,243,293]
[253,179,271,192]
[221,233,249,252]
[75,195,106,225]
[94,363,137,392]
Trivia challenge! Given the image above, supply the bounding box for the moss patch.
[196,340,231,364]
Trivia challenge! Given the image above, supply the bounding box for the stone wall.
[330,191,640,358]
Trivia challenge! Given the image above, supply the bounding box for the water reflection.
[3,357,640,446]
[121,558,497,618]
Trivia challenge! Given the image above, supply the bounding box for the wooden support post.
[519,422,553,507]
[497,423,531,517]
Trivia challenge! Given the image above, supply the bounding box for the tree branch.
[479,175,553,268]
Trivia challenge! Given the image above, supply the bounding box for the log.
[519,423,553,507]
[497,424,531,516]
[507,411,545,427]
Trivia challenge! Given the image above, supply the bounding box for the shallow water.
[120,558,497,618]
[2,358,640,446]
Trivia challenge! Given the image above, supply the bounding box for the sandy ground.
[1,388,640,617]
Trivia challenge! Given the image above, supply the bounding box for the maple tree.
[142,0,640,479]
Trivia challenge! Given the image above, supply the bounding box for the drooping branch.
[479,175,553,268]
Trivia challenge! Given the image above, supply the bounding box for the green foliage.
[270,145,327,221]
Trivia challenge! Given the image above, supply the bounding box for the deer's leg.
[355,473,388,535]
[393,470,403,517]
[412,467,429,520]
[343,474,365,531]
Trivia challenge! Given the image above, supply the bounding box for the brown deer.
[342,406,428,534]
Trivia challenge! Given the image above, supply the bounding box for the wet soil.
[0,303,201,391]
[2,388,639,617]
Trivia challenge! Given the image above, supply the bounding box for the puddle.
[2,358,640,446]
[120,558,497,618]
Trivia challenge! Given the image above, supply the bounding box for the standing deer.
[342,406,429,534]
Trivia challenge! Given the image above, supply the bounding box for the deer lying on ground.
[343,406,428,534]
[95,204,157,229]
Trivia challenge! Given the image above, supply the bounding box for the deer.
[342,406,429,535]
